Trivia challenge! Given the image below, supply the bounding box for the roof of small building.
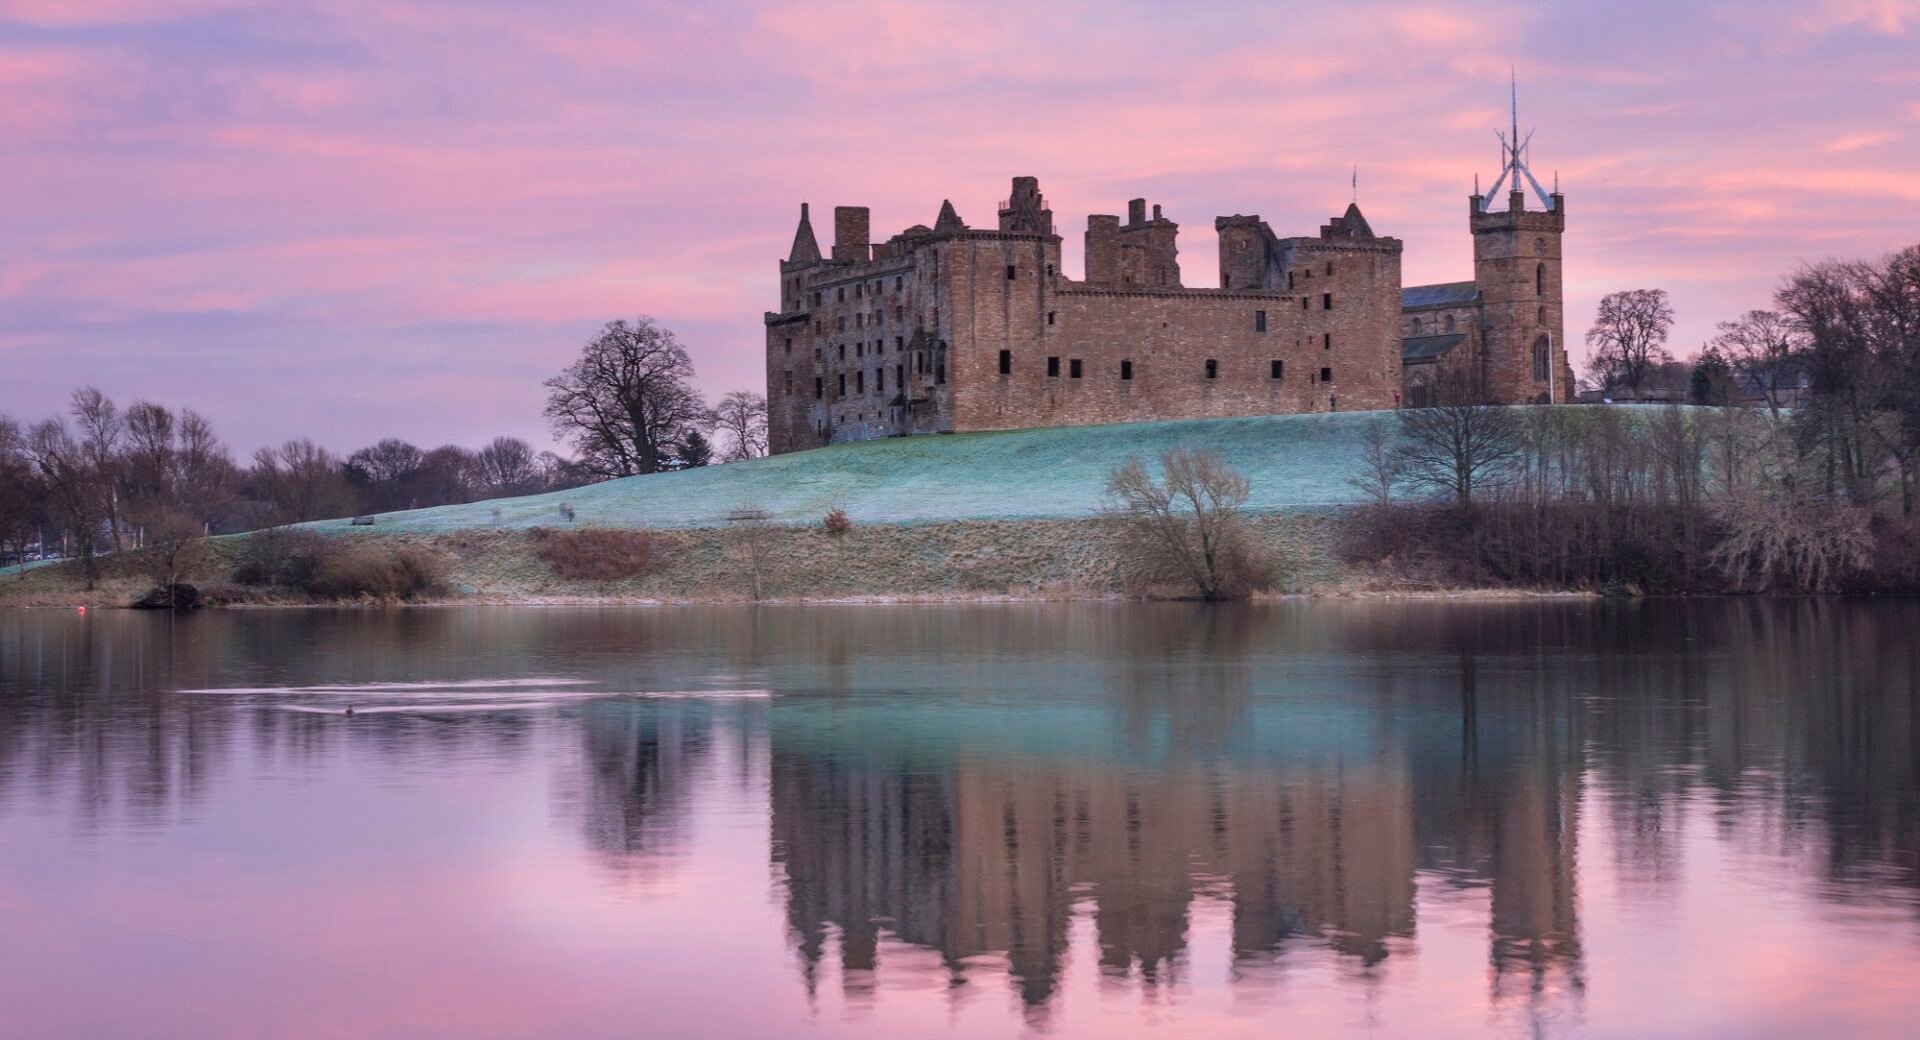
[1402,333,1467,360]
[1402,281,1478,309]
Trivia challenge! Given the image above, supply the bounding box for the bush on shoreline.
[528,525,657,581]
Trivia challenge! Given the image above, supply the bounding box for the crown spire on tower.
[1478,71,1557,213]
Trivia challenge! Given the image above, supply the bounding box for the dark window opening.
[855,371,864,394]
[1255,310,1267,332]
[837,287,845,302]
[1533,337,1550,382]
[1120,359,1133,381]
[837,344,846,360]
[1205,359,1218,379]
[1325,261,1334,275]
[1223,275,1231,288]
[814,376,823,399]
[837,374,846,397]
[896,363,904,386]
[1323,333,1331,350]
[936,363,946,384]
[1047,311,1055,326]
[1047,356,1060,377]
[1536,263,1545,296]
[1322,293,1333,310]
[1070,358,1083,379]
[1006,264,1016,280]
[1301,297,1310,310]
[783,370,792,391]
[1321,366,1333,382]
[783,337,792,354]
[1287,271,1295,290]
[1270,359,1284,379]
[998,349,1012,375]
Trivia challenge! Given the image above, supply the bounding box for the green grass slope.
[317,412,1389,533]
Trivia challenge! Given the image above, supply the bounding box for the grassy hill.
[319,412,1384,533]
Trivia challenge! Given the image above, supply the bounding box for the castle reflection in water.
[4,600,1916,1031]
[556,602,1918,1019]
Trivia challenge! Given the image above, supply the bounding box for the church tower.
[1469,80,1572,403]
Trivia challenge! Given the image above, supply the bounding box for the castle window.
[783,370,792,391]
[1324,333,1331,350]
[813,291,821,307]
[1223,275,1231,288]
[936,363,946,384]
[1287,271,1296,290]
[1533,337,1550,382]
[895,276,902,290]
[837,316,845,331]
[814,347,822,361]
[1006,264,1017,281]
[1070,358,1083,379]
[876,368,884,392]
[1047,311,1055,326]
[855,371,864,394]
[1205,359,1218,379]
[896,336,904,350]
[1270,360,1284,379]
[855,342,863,357]
[856,314,863,328]
[838,373,846,397]
[1045,263,1054,277]
[853,283,862,298]
[1047,356,1060,377]
[1538,306,1546,324]
[896,363,904,386]
[837,287,845,302]
[1120,359,1133,381]
[999,349,1012,376]
[784,337,792,353]
[1321,366,1333,383]
[1302,297,1310,310]
[1536,263,1545,296]
[1322,293,1333,310]
[815,376,823,400]
[1411,318,1423,334]
[838,344,846,360]
[1445,314,1456,332]
[1325,261,1334,275]
[1254,310,1267,332]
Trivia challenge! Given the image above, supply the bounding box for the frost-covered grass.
[310,412,1391,533]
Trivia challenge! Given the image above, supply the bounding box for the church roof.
[787,203,821,264]
[1402,333,1467,360]
[1401,281,1478,309]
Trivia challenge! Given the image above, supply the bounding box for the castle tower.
[1469,80,1572,403]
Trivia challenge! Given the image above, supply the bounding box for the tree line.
[1354,241,1920,592]
[0,314,772,581]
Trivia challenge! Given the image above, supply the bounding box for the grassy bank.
[0,514,1362,606]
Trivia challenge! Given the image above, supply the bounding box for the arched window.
[1444,314,1456,333]
[1532,336,1550,382]
[1536,263,1546,296]
[1411,317,1424,334]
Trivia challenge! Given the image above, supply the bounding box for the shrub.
[822,507,851,536]
[307,544,450,601]
[529,525,657,581]
[232,529,449,600]
[1103,449,1267,600]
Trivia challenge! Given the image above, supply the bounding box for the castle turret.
[998,176,1053,234]
[1469,80,1571,403]
[787,203,821,265]
[1119,198,1180,288]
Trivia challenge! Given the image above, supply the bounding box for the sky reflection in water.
[1,601,1917,1039]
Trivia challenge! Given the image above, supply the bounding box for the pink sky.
[1,0,1917,453]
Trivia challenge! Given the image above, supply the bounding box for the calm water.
[2,602,1917,1039]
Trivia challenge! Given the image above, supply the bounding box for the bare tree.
[714,391,769,461]
[1710,309,1802,417]
[1585,289,1676,398]
[1349,414,1402,505]
[251,438,354,525]
[544,317,714,478]
[473,436,542,497]
[23,418,107,588]
[1394,368,1524,508]
[70,386,127,551]
[1104,449,1259,600]
[0,417,43,572]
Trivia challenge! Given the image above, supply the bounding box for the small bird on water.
[344,705,356,717]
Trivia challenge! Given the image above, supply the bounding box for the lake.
[2,601,1916,1039]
